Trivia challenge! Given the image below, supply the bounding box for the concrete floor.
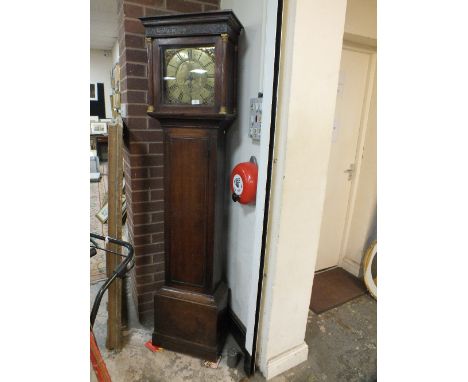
[90,280,376,382]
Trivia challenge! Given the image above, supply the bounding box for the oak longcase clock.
[140,11,243,361]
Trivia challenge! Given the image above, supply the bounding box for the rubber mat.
[310,267,367,314]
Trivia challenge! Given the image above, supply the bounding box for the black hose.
[90,233,134,328]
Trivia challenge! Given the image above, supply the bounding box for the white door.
[315,46,375,271]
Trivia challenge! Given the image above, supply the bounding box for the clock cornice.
[140,10,243,41]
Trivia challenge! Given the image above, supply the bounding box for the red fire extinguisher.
[230,156,258,204]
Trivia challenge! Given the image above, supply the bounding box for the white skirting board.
[264,342,308,380]
[340,257,361,277]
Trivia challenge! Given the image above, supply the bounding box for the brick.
[148,118,161,129]
[148,142,163,154]
[152,231,164,241]
[132,233,152,246]
[149,166,164,178]
[166,0,203,13]
[123,62,146,78]
[128,129,163,142]
[134,241,164,253]
[129,177,163,191]
[136,279,164,295]
[126,76,148,91]
[124,49,147,64]
[127,154,163,167]
[127,104,150,116]
[122,90,147,104]
[129,166,149,178]
[136,262,165,276]
[137,292,155,304]
[151,189,164,200]
[144,7,172,17]
[130,0,164,6]
[130,190,151,203]
[131,213,152,225]
[124,34,145,50]
[154,275,164,285]
[136,274,154,285]
[123,3,144,18]
[124,117,148,130]
[133,222,164,235]
[133,200,164,213]
[136,260,164,274]
[135,254,155,266]
[128,143,149,156]
[124,18,145,34]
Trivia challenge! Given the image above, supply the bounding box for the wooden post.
[106,120,123,350]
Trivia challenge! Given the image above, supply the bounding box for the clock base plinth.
[152,282,228,362]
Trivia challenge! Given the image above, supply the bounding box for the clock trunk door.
[165,128,215,293]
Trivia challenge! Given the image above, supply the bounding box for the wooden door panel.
[166,133,210,288]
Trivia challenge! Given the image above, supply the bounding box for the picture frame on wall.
[90,122,108,135]
[90,116,99,122]
[90,83,98,100]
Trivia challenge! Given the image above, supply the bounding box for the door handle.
[344,164,355,181]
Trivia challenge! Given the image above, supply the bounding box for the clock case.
[140,11,243,361]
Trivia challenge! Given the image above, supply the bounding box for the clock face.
[163,46,216,106]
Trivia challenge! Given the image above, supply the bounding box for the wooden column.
[106,120,124,350]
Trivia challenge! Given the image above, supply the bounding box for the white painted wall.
[90,48,114,118]
[220,0,279,354]
[257,0,348,378]
[344,0,376,41]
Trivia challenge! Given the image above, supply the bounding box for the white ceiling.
[90,0,119,50]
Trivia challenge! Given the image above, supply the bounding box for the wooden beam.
[106,120,124,350]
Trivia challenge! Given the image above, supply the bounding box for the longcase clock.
[140,11,243,361]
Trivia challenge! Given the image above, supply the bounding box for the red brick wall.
[118,0,221,324]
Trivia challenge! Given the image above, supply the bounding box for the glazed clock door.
[163,46,216,106]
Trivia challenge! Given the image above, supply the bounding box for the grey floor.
[90,281,376,382]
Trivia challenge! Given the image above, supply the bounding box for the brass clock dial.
[163,46,216,106]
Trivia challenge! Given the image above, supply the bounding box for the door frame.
[248,0,284,375]
[337,40,377,276]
